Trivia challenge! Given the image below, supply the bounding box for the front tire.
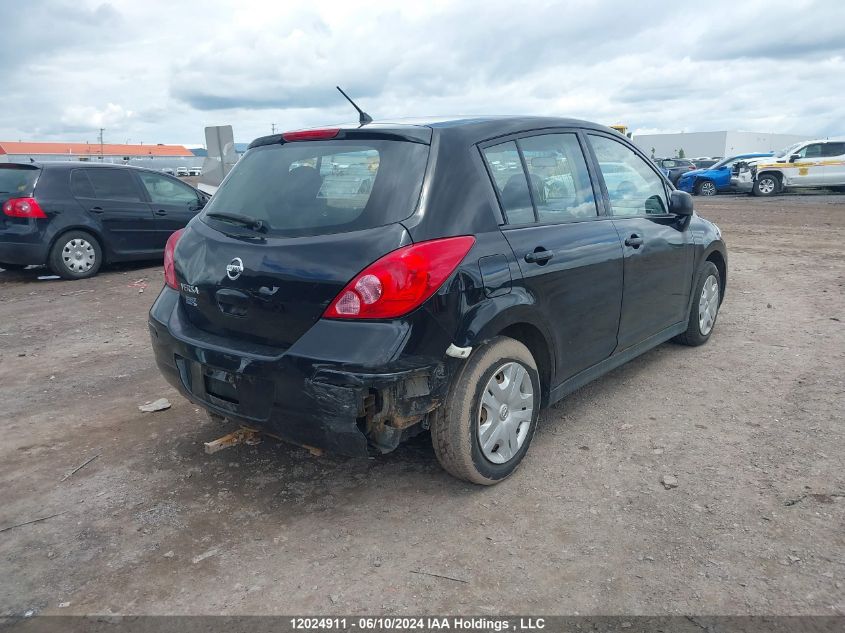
[675,261,721,346]
[49,231,102,279]
[695,180,717,196]
[431,336,540,485]
[753,174,779,197]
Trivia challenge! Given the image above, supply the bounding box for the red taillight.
[3,197,46,218]
[163,229,184,289]
[324,236,476,320]
[282,128,340,142]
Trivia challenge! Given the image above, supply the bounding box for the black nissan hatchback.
[148,117,727,484]
[0,162,208,278]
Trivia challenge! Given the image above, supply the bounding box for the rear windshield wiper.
[205,211,266,232]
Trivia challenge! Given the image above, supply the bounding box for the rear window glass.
[0,167,39,197]
[202,139,429,237]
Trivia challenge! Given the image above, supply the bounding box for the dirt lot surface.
[1,194,843,617]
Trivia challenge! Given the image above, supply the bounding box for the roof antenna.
[336,86,373,126]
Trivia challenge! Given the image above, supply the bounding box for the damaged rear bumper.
[148,287,451,457]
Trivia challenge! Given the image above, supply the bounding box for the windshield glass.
[773,142,804,158]
[0,166,39,197]
[202,139,429,237]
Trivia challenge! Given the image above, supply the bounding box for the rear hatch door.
[174,132,430,348]
[0,164,40,228]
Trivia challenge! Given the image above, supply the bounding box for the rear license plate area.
[203,368,239,404]
[174,355,274,421]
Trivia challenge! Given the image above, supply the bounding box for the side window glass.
[589,135,668,217]
[822,143,845,157]
[139,172,199,205]
[85,169,142,202]
[70,170,96,198]
[481,141,535,224]
[520,134,598,222]
[797,144,822,159]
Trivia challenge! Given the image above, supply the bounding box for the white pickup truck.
[733,139,845,196]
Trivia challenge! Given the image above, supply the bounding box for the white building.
[632,131,813,159]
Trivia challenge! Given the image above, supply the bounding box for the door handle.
[624,234,644,248]
[90,206,104,214]
[524,249,554,264]
[154,209,168,216]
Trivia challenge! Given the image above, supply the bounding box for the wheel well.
[706,250,727,303]
[497,323,553,406]
[758,171,782,186]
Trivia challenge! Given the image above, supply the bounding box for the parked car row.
[161,167,201,177]
[0,162,208,277]
[677,153,773,196]
[657,139,845,197]
[652,158,697,185]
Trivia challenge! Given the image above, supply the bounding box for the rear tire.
[674,261,721,346]
[49,231,102,280]
[753,174,779,197]
[431,336,540,485]
[695,180,717,196]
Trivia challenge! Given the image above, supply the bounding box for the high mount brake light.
[324,236,476,320]
[282,128,340,142]
[2,197,46,219]
[163,229,184,290]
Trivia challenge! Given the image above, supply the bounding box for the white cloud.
[0,0,843,145]
[60,103,135,130]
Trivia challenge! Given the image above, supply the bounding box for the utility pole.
[98,128,105,159]
[271,123,277,134]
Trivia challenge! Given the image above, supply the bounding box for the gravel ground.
[0,193,843,616]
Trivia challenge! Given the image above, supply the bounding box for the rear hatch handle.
[215,288,250,318]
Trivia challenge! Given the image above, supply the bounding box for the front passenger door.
[137,171,206,249]
[587,134,695,351]
[790,143,825,185]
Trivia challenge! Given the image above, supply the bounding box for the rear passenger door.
[821,142,845,185]
[70,168,159,256]
[480,131,624,382]
[136,171,206,249]
[586,134,695,350]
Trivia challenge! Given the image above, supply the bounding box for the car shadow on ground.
[0,260,163,284]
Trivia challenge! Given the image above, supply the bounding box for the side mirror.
[789,153,800,163]
[670,189,694,216]
[189,195,207,211]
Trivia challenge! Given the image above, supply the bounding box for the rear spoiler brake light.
[282,128,340,142]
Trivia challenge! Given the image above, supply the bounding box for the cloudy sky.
[2,0,843,146]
